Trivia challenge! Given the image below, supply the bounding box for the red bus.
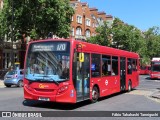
[23,39,140,103]
[150,58,160,79]
[140,65,151,75]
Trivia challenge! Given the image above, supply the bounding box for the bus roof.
[74,40,139,58]
[28,38,139,58]
[152,57,160,61]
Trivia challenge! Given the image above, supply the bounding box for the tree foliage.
[0,0,74,41]
[143,27,160,58]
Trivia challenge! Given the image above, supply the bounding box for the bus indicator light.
[70,90,74,97]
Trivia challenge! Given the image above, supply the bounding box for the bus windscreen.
[25,41,70,82]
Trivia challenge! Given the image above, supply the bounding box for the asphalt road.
[0,75,160,120]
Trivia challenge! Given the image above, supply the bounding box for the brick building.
[70,0,113,40]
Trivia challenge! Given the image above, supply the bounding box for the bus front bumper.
[150,74,160,79]
[23,84,76,103]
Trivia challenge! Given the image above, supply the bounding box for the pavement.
[150,90,160,99]
[0,80,4,88]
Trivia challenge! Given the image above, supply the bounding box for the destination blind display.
[31,42,68,52]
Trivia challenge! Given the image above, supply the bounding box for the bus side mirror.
[79,53,84,62]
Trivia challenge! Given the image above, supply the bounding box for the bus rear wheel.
[91,86,99,103]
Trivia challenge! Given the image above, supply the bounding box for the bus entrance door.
[120,57,126,91]
[76,53,90,102]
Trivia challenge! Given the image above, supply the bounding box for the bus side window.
[102,55,111,76]
[112,56,118,75]
[91,54,101,77]
[127,58,132,74]
[132,59,137,71]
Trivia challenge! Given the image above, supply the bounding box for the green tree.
[0,0,74,41]
[88,21,112,46]
[0,1,10,42]
[143,27,160,59]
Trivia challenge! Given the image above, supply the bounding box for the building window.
[85,30,90,38]
[76,27,82,36]
[71,28,74,36]
[91,14,96,20]
[92,23,95,28]
[77,15,82,24]
[71,16,73,21]
[86,18,91,26]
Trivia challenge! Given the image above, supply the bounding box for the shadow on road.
[145,76,160,81]
[98,89,136,102]
[23,99,91,110]
[22,89,136,110]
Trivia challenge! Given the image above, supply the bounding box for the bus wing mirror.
[79,53,84,62]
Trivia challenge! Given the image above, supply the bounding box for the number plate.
[38,97,50,101]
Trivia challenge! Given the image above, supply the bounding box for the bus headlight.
[57,85,69,95]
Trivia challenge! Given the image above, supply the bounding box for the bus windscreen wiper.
[40,75,59,86]
[26,78,40,84]
[26,76,59,86]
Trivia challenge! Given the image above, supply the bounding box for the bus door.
[76,53,90,102]
[120,57,126,91]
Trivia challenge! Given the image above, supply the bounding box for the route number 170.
[57,44,66,51]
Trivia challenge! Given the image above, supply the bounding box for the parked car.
[3,69,24,87]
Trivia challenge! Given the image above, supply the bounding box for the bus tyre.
[128,81,132,92]
[91,86,99,103]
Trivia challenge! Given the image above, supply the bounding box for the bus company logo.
[39,84,49,89]
[105,80,108,86]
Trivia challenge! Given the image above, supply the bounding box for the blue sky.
[81,0,160,31]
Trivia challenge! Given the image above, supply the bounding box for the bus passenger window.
[102,55,111,76]
[132,59,137,71]
[112,56,118,75]
[91,54,100,77]
[127,58,132,74]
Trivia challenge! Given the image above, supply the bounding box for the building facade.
[70,0,113,40]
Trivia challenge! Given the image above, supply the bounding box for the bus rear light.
[57,85,69,95]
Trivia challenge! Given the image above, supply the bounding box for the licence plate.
[38,97,50,101]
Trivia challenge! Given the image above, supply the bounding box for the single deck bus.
[140,65,151,75]
[150,58,160,79]
[23,38,139,103]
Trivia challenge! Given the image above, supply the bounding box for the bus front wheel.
[91,86,99,103]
